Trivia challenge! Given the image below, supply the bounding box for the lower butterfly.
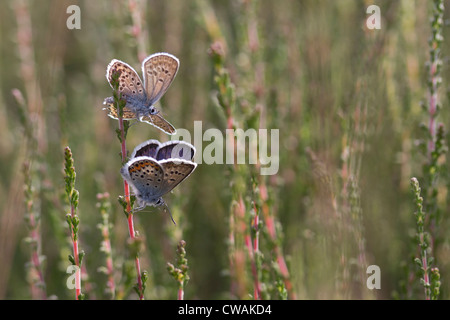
[121,139,197,217]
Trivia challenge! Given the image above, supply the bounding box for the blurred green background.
[0,0,449,299]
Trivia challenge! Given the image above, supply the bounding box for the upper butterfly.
[103,52,179,135]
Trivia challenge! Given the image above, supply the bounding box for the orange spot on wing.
[129,160,159,173]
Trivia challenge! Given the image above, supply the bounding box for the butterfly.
[121,139,197,213]
[103,52,179,135]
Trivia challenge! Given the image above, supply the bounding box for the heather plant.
[63,146,85,300]
[204,2,293,298]
[410,177,441,300]
[405,0,446,300]
[109,68,147,300]
[167,240,190,300]
[0,0,449,301]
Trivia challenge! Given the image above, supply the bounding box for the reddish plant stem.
[177,286,184,300]
[70,205,81,300]
[118,116,144,300]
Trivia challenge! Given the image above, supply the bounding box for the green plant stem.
[167,240,189,300]
[70,205,82,299]
[64,146,84,300]
[411,177,432,300]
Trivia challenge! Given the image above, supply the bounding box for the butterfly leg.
[132,202,146,213]
[128,119,140,127]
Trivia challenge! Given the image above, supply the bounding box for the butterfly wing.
[131,139,161,159]
[121,157,166,204]
[103,96,176,134]
[156,141,196,161]
[140,113,177,135]
[142,53,179,106]
[106,59,146,102]
[103,96,139,120]
[158,159,197,195]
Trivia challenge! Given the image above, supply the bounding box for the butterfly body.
[104,53,179,135]
[123,92,158,117]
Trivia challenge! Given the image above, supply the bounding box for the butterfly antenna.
[163,203,176,225]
